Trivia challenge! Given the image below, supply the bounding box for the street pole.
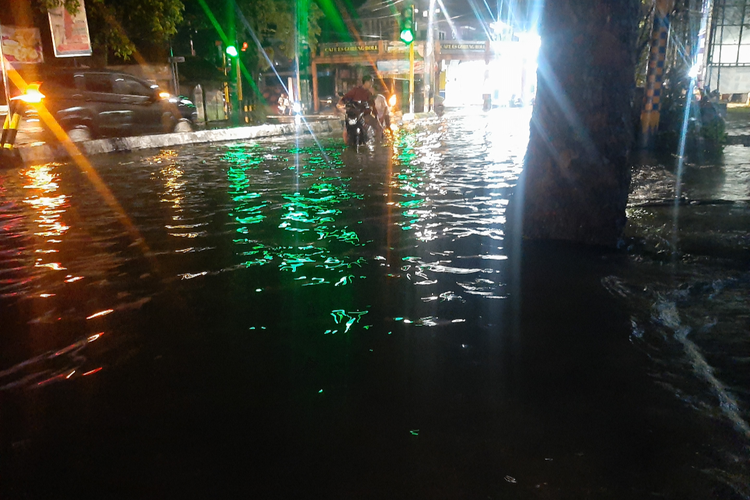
[409,42,415,114]
[222,50,229,119]
[236,57,242,102]
[409,5,415,116]
[640,0,676,148]
[424,0,436,112]
[169,44,179,95]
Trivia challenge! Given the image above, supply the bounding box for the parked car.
[16,68,197,142]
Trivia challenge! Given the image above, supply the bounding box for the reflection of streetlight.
[23,165,70,283]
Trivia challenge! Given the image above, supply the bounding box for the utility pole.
[409,38,415,114]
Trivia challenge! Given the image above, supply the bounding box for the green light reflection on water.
[227,145,270,230]
[334,275,354,286]
[322,256,366,270]
[330,309,369,333]
[302,277,328,286]
[225,141,371,288]
[391,133,428,235]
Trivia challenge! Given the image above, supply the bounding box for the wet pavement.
[0,107,748,499]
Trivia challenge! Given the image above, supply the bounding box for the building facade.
[705,0,750,95]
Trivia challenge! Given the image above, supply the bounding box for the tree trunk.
[517,0,640,247]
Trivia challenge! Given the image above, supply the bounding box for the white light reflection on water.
[386,108,528,309]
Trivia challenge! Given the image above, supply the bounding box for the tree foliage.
[39,0,184,60]
[185,0,322,68]
[39,0,322,67]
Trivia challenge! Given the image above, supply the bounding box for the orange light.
[388,94,397,107]
[159,91,171,99]
[242,42,248,51]
[13,83,45,103]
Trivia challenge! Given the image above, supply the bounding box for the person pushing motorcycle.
[337,75,381,143]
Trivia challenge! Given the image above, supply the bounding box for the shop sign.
[321,43,379,54]
[0,26,44,64]
[385,41,425,58]
[376,59,424,75]
[440,42,486,53]
[48,1,92,57]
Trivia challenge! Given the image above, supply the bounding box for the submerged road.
[0,107,748,499]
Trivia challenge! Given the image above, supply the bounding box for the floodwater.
[0,108,748,499]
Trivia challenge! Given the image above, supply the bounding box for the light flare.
[86,309,114,320]
[3,64,157,274]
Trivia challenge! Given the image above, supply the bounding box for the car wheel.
[173,119,193,133]
[67,126,92,143]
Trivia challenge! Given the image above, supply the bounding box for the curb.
[15,119,338,164]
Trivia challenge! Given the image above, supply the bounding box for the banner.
[321,43,379,55]
[48,2,93,57]
[0,26,44,64]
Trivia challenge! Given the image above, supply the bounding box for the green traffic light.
[400,5,414,45]
[400,29,414,44]
[226,45,238,57]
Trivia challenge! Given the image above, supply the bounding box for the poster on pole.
[0,26,44,65]
[48,2,92,57]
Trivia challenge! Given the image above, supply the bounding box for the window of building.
[711,0,750,65]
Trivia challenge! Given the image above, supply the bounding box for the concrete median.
[14,119,339,165]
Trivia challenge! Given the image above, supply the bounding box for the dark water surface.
[1,108,748,499]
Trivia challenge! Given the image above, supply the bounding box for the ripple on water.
[1,109,748,496]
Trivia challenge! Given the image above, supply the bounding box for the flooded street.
[0,108,748,499]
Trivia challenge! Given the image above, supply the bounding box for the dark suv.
[19,68,197,142]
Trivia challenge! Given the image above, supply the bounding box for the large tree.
[514,0,640,247]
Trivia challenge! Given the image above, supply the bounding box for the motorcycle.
[344,100,372,146]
